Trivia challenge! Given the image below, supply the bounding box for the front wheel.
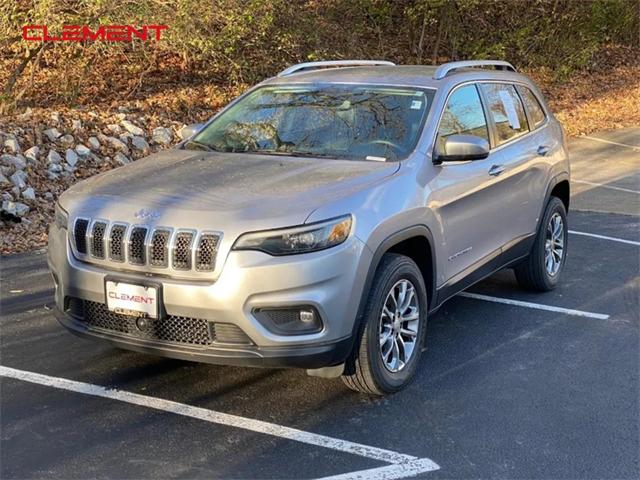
[515,196,568,291]
[342,253,428,395]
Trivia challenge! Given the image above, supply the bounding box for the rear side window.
[481,83,529,145]
[519,87,546,127]
[438,84,489,150]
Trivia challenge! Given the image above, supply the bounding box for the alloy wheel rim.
[379,279,420,373]
[544,212,564,276]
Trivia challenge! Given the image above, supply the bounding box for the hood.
[61,149,399,231]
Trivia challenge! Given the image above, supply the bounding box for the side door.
[429,83,506,286]
[477,82,548,251]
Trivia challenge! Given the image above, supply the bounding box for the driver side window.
[438,84,489,151]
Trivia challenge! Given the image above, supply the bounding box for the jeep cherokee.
[48,60,570,394]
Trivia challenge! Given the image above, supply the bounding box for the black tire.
[342,253,428,395]
[515,196,568,291]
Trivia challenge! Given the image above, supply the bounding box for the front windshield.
[188,85,434,161]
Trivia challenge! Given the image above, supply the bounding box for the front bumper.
[48,224,371,368]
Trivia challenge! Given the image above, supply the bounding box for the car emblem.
[134,208,160,220]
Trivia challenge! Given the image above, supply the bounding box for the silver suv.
[48,60,570,394]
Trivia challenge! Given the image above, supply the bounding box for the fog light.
[253,306,323,335]
[299,309,315,324]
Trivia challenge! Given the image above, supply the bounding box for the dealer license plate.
[106,281,158,319]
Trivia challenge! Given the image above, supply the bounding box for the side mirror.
[434,134,490,164]
[180,123,204,140]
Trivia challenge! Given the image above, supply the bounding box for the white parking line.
[569,230,640,246]
[317,458,441,480]
[0,365,440,479]
[572,179,640,195]
[581,135,640,151]
[458,292,610,320]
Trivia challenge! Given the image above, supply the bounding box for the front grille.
[74,219,89,254]
[150,229,170,267]
[67,298,253,347]
[71,217,221,273]
[196,234,219,271]
[82,300,213,346]
[129,227,148,265]
[109,224,127,262]
[173,232,194,270]
[91,221,107,259]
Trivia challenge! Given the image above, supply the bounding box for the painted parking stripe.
[458,292,610,320]
[572,179,640,195]
[581,135,640,151]
[316,458,441,480]
[0,365,440,477]
[569,230,640,246]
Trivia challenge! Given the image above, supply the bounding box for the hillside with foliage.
[0,0,639,253]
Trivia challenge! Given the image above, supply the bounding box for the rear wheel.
[342,253,427,395]
[515,196,568,291]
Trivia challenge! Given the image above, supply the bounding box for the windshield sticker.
[366,155,387,162]
[499,90,521,129]
[410,100,423,110]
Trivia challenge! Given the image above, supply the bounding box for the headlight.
[233,215,352,256]
[54,202,69,230]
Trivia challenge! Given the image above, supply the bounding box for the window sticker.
[366,155,387,162]
[410,100,423,110]
[498,90,521,130]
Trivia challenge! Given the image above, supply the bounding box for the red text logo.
[23,25,168,42]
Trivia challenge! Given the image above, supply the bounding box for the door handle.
[537,145,550,156]
[488,164,505,177]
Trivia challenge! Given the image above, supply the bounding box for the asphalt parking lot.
[1,128,638,479]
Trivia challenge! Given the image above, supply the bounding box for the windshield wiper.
[254,149,340,160]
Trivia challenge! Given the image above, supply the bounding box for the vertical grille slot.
[109,224,127,262]
[172,232,194,270]
[91,221,107,259]
[150,229,170,267]
[129,227,148,265]
[195,234,220,271]
[74,219,89,254]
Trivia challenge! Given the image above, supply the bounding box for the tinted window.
[190,85,434,161]
[438,84,489,149]
[481,83,529,145]
[519,87,546,127]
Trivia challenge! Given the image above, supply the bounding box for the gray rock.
[59,134,75,146]
[64,163,76,173]
[1,154,26,170]
[47,172,60,181]
[107,137,129,154]
[0,172,9,185]
[114,153,130,165]
[48,163,63,173]
[1,200,17,215]
[107,124,121,134]
[51,112,62,124]
[121,120,145,136]
[115,113,127,121]
[22,187,36,201]
[131,136,150,152]
[10,170,27,189]
[75,144,91,156]
[72,119,82,131]
[15,202,30,217]
[152,127,173,145]
[4,137,21,153]
[2,192,13,201]
[47,149,62,164]
[24,146,39,163]
[43,128,62,141]
[87,137,101,150]
[119,133,133,144]
[11,186,20,197]
[65,149,79,167]
[44,192,54,200]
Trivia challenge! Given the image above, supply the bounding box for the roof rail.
[433,60,516,80]
[277,60,395,77]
